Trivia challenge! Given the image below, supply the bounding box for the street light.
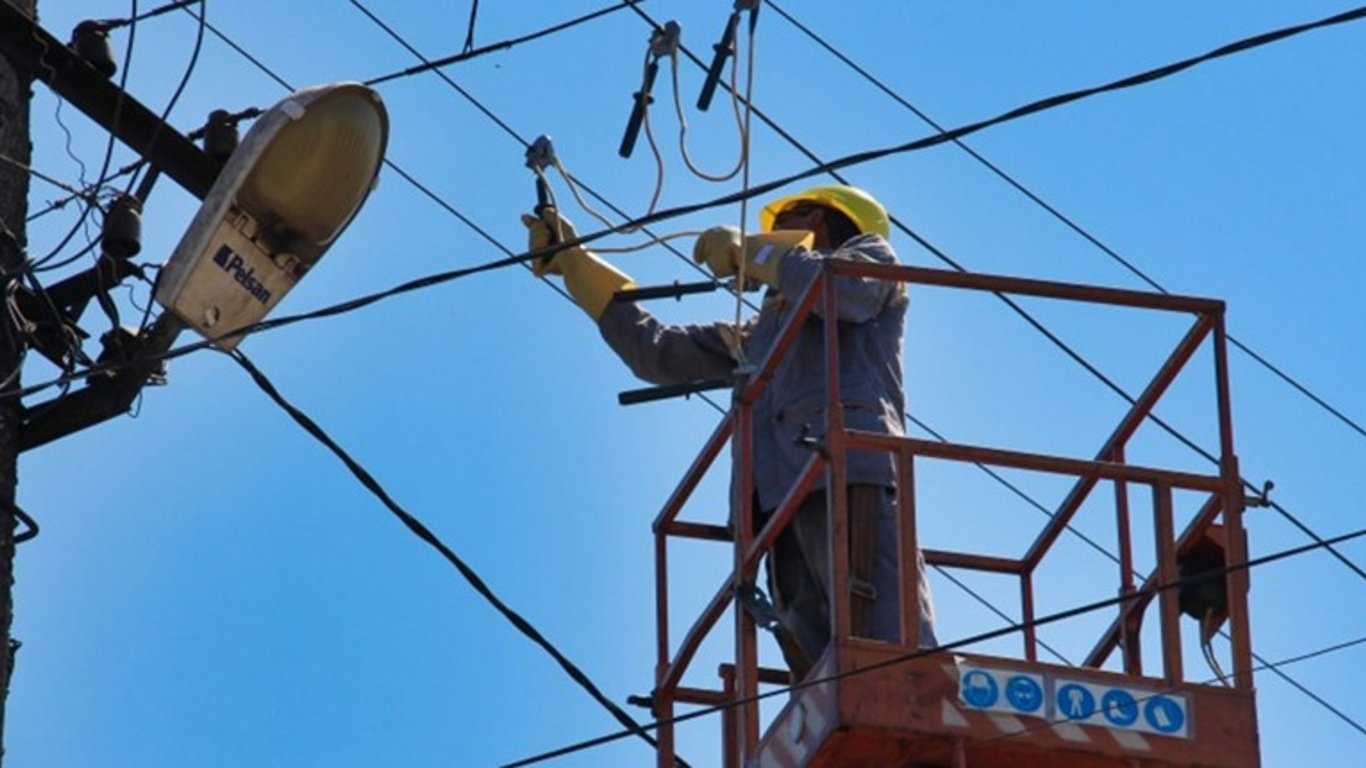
[156,82,389,349]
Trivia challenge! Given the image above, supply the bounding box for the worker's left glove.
[692,226,814,290]
[522,207,635,321]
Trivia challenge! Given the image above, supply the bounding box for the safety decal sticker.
[1053,677,1190,739]
[956,663,1191,740]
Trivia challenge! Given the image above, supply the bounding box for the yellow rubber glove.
[522,208,635,321]
[692,226,814,289]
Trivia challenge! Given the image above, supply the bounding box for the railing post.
[821,273,852,646]
[720,664,739,768]
[897,448,921,649]
[734,397,760,759]
[1212,317,1254,690]
[1113,446,1141,675]
[1153,480,1183,684]
[654,526,672,768]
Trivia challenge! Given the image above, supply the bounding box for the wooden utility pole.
[0,0,34,762]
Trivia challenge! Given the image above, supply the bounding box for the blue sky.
[13,1,1366,766]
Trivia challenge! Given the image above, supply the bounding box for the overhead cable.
[0,152,90,199]
[104,0,201,29]
[346,0,748,311]
[227,348,690,766]
[121,0,207,196]
[764,0,1366,445]
[461,0,480,53]
[28,1,139,276]
[615,4,1366,234]
[929,564,1073,666]
[360,0,644,87]
[91,0,137,202]
[27,161,144,224]
[500,524,1366,766]
[180,4,289,90]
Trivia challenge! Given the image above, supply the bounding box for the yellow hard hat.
[759,184,890,239]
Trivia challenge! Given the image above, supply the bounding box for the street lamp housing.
[156,82,388,349]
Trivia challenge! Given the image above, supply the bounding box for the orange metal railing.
[647,260,1251,767]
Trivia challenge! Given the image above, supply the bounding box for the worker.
[522,185,936,680]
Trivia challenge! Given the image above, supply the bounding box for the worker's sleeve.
[774,234,901,324]
[597,301,742,386]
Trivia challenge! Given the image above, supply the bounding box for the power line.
[906,412,1119,566]
[346,0,738,307]
[104,0,201,28]
[763,0,1366,446]
[361,0,642,87]
[91,0,137,209]
[180,4,290,90]
[227,348,690,766]
[26,160,143,223]
[460,0,479,54]
[929,564,1073,666]
[0,152,89,199]
[618,4,1366,233]
[120,0,206,196]
[501,524,1366,766]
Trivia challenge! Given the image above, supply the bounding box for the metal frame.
[649,261,1256,767]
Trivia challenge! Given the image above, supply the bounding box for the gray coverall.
[598,233,937,675]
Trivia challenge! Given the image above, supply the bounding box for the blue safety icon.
[961,670,999,708]
[1144,696,1186,734]
[1057,683,1096,720]
[1101,689,1139,727]
[1005,675,1043,714]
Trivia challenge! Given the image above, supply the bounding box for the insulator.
[203,109,239,163]
[102,194,142,259]
[70,21,117,78]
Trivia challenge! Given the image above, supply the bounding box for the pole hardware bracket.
[1245,479,1274,508]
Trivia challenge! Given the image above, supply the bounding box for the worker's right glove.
[522,207,635,321]
[692,226,814,290]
